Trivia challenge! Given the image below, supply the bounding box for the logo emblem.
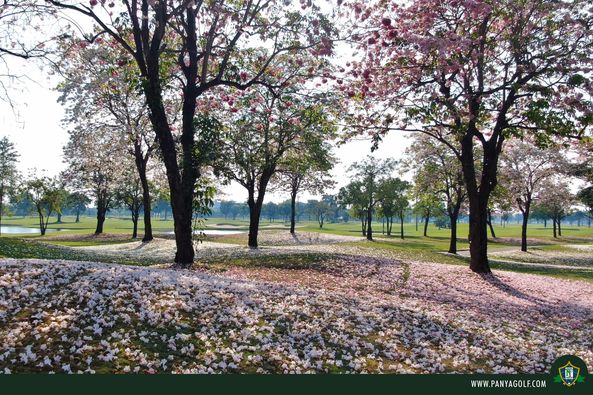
[559,361,581,387]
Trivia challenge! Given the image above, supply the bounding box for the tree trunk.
[132,217,138,239]
[467,195,491,273]
[361,217,366,236]
[131,207,140,239]
[487,208,496,238]
[0,185,3,236]
[135,150,153,242]
[289,189,297,234]
[520,201,531,252]
[143,69,196,267]
[246,175,271,249]
[170,192,194,263]
[37,207,46,236]
[56,213,62,224]
[247,195,263,249]
[558,217,562,237]
[95,209,106,234]
[460,133,499,273]
[448,212,458,254]
[400,214,405,240]
[423,212,429,237]
[95,191,109,235]
[366,207,373,241]
[553,218,557,238]
[75,210,80,223]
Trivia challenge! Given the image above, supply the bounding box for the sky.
[0,56,413,204]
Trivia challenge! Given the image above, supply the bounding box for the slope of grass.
[0,237,152,266]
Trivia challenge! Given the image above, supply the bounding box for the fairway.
[1,215,593,284]
[3,214,593,239]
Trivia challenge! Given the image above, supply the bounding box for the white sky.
[0,56,412,204]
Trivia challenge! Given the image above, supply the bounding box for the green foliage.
[0,136,20,232]
[377,177,411,219]
[192,178,217,244]
[338,180,368,213]
[22,175,64,235]
[523,99,589,142]
[577,186,593,218]
[66,192,91,214]
[404,134,465,221]
[0,136,19,187]
[194,113,223,170]
[0,237,153,266]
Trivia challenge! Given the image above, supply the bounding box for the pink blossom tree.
[499,139,559,251]
[537,178,575,238]
[272,143,336,235]
[212,59,337,248]
[62,123,129,234]
[345,0,593,272]
[56,36,160,241]
[43,0,336,266]
[340,156,397,241]
[405,134,466,253]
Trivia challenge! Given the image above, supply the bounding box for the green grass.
[487,260,593,283]
[345,238,471,266]
[0,237,155,266]
[0,237,101,261]
[0,215,176,235]
[343,238,593,283]
[202,253,332,271]
[299,220,593,240]
[3,214,593,240]
[46,240,138,247]
[2,214,593,283]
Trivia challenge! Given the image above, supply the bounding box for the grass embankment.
[0,237,156,266]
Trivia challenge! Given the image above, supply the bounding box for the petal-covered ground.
[1,253,592,374]
[489,245,593,268]
[212,231,364,246]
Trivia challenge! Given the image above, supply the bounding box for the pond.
[0,226,65,234]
